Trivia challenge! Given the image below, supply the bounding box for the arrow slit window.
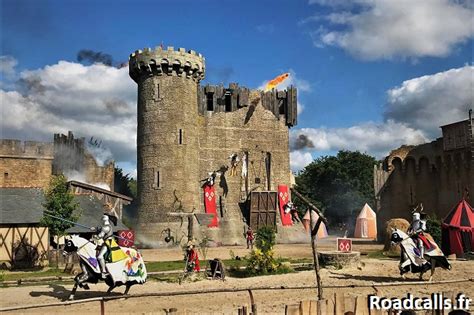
[153,169,161,189]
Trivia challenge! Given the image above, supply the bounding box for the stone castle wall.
[0,133,114,190]
[0,140,54,188]
[197,91,292,243]
[129,46,296,246]
[54,132,115,190]
[374,118,473,237]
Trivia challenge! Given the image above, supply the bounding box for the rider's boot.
[98,257,110,279]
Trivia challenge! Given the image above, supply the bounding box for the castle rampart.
[130,45,298,246]
[374,116,473,240]
[0,140,54,188]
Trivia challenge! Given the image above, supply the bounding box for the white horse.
[390,228,451,281]
[63,235,147,300]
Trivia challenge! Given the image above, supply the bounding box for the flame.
[264,73,290,92]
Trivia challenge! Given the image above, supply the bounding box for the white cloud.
[0,56,18,80]
[290,120,428,158]
[385,65,474,137]
[290,65,473,158]
[307,0,473,60]
[290,151,314,171]
[297,102,304,115]
[259,69,311,92]
[0,61,137,164]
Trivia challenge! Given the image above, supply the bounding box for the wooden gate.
[249,191,277,230]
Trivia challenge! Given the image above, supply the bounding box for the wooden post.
[310,213,323,301]
[100,299,105,315]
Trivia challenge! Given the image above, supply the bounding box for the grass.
[0,257,313,282]
[1,268,66,282]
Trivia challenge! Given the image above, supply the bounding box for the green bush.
[255,226,276,253]
[246,226,278,275]
[426,215,442,246]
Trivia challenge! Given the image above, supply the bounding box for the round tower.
[129,46,205,244]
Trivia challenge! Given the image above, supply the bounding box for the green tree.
[114,167,138,228]
[295,150,376,227]
[114,167,135,198]
[41,175,80,265]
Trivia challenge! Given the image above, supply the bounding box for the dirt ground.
[1,243,473,314]
[140,237,380,262]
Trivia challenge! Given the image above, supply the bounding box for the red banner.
[203,185,219,227]
[117,230,135,247]
[278,184,293,226]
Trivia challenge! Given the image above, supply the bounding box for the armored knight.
[91,214,114,278]
[407,212,427,258]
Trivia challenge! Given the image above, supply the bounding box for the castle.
[128,46,298,245]
[0,131,115,191]
[374,112,474,233]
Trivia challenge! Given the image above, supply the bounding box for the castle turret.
[129,46,205,242]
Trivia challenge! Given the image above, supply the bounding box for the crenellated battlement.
[0,139,54,158]
[198,83,297,127]
[129,46,205,83]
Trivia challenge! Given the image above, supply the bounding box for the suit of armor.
[408,212,427,258]
[93,215,113,278]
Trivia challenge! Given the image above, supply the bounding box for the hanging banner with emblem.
[277,184,293,226]
[337,238,352,252]
[117,230,135,247]
[203,185,219,227]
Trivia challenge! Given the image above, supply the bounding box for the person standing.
[246,226,254,249]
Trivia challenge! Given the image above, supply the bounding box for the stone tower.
[129,47,205,241]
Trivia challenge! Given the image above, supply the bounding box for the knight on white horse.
[391,228,451,281]
[63,234,147,300]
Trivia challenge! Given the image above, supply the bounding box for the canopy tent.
[441,199,474,257]
[354,203,377,239]
[302,210,328,239]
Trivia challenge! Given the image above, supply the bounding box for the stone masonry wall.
[375,121,473,240]
[0,140,54,188]
[198,91,291,244]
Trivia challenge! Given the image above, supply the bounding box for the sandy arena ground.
[1,243,473,314]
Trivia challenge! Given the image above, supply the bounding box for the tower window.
[265,152,271,190]
[4,172,9,178]
[225,92,232,112]
[206,92,214,111]
[153,169,161,189]
[179,129,183,145]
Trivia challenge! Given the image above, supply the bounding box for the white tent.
[354,203,377,239]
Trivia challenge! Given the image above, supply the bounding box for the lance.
[43,211,130,242]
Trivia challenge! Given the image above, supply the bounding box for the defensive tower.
[129,46,205,239]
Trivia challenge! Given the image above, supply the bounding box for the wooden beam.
[290,188,327,224]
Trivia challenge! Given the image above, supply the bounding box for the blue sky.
[1,0,473,176]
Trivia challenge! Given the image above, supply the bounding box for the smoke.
[92,182,111,190]
[76,49,128,69]
[64,170,87,183]
[291,134,315,150]
[77,50,113,66]
[17,73,46,94]
[86,138,113,167]
[64,170,111,191]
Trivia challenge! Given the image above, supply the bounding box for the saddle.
[412,233,434,251]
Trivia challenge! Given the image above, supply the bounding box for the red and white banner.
[117,230,135,247]
[203,185,219,227]
[337,238,352,252]
[278,184,293,226]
